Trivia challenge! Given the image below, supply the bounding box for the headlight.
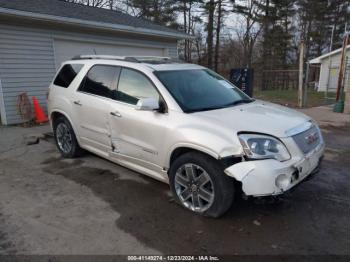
[238,134,291,162]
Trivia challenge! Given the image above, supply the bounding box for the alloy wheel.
[56,122,73,154]
[174,163,215,212]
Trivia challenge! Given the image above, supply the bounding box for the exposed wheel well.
[169,147,241,169]
[51,111,65,127]
[170,147,197,166]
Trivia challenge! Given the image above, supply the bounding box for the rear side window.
[54,64,83,88]
[79,65,120,99]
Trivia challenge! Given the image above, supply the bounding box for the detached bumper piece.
[224,144,324,197]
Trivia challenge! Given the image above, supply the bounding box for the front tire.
[169,152,234,218]
[53,116,83,158]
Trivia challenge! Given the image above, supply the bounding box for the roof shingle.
[0,0,186,37]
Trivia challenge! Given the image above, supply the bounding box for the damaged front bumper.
[224,142,325,197]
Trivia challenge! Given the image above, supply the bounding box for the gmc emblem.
[305,132,319,145]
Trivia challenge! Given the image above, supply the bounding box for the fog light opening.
[291,170,299,183]
[275,174,290,190]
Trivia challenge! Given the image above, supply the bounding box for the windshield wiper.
[187,105,228,113]
[186,99,254,113]
[227,98,254,107]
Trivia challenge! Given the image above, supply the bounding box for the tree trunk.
[196,37,201,64]
[261,0,270,89]
[187,2,192,62]
[183,0,188,61]
[214,0,222,72]
[207,0,215,69]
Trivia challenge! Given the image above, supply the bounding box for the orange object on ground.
[32,96,48,123]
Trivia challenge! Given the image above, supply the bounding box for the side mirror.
[135,97,159,111]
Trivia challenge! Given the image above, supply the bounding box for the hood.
[194,100,311,138]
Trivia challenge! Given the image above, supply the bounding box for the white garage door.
[54,39,165,69]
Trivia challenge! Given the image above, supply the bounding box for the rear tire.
[53,116,83,158]
[169,152,234,218]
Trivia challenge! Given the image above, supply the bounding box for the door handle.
[73,100,82,106]
[110,111,122,117]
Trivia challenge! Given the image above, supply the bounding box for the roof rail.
[131,56,171,61]
[71,55,139,62]
[71,55,180,64]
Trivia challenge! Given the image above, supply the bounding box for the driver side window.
[116,68,159,105]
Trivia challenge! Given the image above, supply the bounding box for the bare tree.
[232,0,262,67]
[178,0,203,62]
[220,37,245,74]
[64,0,128,11]
[214,0,231,71]
[65,0,108,7]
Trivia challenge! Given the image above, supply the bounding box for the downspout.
[0,78,7,125]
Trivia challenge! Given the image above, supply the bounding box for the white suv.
[48,55,325,217]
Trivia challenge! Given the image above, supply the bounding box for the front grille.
[292,125,322,154]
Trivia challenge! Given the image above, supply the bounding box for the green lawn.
[253,89,336,108]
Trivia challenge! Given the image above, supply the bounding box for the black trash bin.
[229,68,254,97]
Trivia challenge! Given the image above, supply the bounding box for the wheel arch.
[50,110,81,144]
[167,145,219,169]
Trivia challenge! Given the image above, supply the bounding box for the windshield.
[154,69,253,113]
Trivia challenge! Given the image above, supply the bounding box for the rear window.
[54,64,83,88]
